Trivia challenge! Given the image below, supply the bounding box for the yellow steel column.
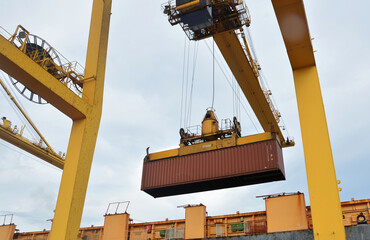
[272,0,346,238]
[293,66,345,239]
[49,0,112,239]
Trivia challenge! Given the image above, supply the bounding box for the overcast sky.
[0,0,369,232]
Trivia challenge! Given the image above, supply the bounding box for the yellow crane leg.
[272,0,346,238]
[49,119,96,239]
[49,0,112,239]
[293,66,345,239]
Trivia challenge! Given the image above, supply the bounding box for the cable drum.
[8,34,62,104]
[6,26,85,104]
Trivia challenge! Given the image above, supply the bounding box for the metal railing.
[220,118,232,131]
[163,0,250,40]
[105,201,130,215]
[1,25,85,97]
[0,214,13,225]
[185,125,201,137]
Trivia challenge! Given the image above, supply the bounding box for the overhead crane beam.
[0,36,91,120]
[0,77,58,154]
[0,125,64,169]
[0,77,64,168]
[214,31,290,147]
[271,0,346,239]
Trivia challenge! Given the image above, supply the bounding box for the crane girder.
[0,36,91,120]
[214,31,292,147]
[0,124,64,169]
[272,0,315,69]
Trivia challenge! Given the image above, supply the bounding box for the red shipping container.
[141,139,285,198]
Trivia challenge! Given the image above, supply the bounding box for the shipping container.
[141,138,285,198]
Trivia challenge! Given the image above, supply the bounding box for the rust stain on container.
[141,139,285,198]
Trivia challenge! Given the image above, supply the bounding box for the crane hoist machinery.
[141,0,294,198]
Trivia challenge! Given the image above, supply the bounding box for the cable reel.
[7,26,84,104]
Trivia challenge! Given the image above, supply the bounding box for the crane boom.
[214,31,292,147]
[0,124,64,169]
[0,76,64,169]
[0,77,57,154]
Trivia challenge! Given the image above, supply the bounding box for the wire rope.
[244,26,291,138]
[211,37,215,109]
[183,40,192,128]
[236,33,240,120]
[186,41,199,128]
[180,35,187,129]
[0,71,39,141]
[203,40,260,132]
[0,73,37,140]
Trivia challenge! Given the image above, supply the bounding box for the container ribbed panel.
[141,139,285,197]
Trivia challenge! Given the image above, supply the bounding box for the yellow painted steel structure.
[148,132,275,161]
[272,0,346,239]
[8,25,84,91]
[0,123,64,169]
[0,0,112,239]
[164,0,346,238]
[163,1,294,149]
[0,77,64,168]
[0,77,57,155]
[0,34,89,119]
[213,32,292,148]
[177,0,201,11]
[50,0,112,238]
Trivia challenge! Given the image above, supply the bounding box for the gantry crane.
[0,0,345,239]
[164,0,293,148]
[152,0,345,239]
[141,0,294,197]
[0,0,112,239]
